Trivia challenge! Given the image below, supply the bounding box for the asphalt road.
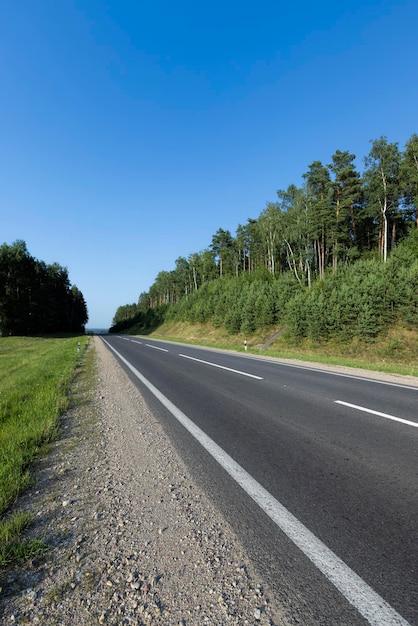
[101,335,418,626]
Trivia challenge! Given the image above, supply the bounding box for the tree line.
[110,135,418,340]
[0,240,88,335]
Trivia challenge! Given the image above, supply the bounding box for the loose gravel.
[0,337,291,625]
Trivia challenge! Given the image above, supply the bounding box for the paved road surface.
[102,335,418,626]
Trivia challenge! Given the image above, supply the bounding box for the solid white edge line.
[101,338,411,626]
[179,353,263,379]
[335,401,418,428]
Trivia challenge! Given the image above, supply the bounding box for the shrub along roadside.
[0,335,88,566]
[118,230,418,346]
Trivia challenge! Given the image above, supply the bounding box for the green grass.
[145,320,418,378]
[0,511,48,567]
[267,327,418,377]
[0,335,89,566]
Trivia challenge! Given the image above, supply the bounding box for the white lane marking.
[179,353,263,380]
[146,343,169,352]
[102,338,410,626]
[335,401,418,428]
[131,340,142,344]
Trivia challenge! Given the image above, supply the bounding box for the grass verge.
[0,511,48,567]
[145,321,418,378]
[0,335,89,567]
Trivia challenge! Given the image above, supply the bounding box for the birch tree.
[401,133,418,228]
[278,185,313,288]
[363,137,401,261]
[258,202,283,275]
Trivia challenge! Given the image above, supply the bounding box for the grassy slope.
[144,321,418,378]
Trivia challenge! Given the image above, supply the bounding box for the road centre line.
[251,358,418,390]
[145,344,169,352]
[179,353,263,380]
[131,340,142,344]
[335,401,418,428]
[102,338,410,626]
[120,338,418,391]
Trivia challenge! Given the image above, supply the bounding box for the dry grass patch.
[144,321,418,378]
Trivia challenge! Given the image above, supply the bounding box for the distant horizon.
[86,327,110,333]
[2,1,417,329]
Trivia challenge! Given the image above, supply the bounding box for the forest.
[0,240,88,335]
[110,135,418,342]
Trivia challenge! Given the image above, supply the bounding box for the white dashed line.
[102,338,411,626]
[335,401,418,428]
[179,353,263,379]
[145,344,169,352]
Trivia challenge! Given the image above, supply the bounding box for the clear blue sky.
[1,1,417,328]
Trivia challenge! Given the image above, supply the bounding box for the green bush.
[127,232,418,342]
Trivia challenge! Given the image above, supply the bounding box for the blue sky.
[1,0,417,328]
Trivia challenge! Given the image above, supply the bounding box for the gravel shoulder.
[0,337,291,625]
